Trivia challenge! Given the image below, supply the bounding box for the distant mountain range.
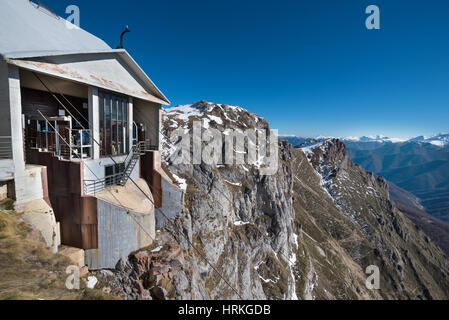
[281,134,449,225]
[280,133,449,148]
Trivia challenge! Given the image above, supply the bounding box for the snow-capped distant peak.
[421,133,449,147]
[344,136,360,142]
[350,135,408,143]
[283,133,448,148]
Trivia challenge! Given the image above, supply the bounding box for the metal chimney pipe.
[118,26,131,49]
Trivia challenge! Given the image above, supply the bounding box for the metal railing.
[27,127,93,161]
[0,136,13,160]
[71,129,93,160]
[122,141,147,166]
[83,141,158,195]
[83,173,123,195]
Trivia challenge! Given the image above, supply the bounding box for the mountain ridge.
[282,135,449,225]
[101,101,449,300]
[280,134,449,148]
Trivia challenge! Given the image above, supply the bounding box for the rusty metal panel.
[152,170,162,208]
[140,151,162,208]
[40,166,51,208]
[81,223,98,250]
[28,148,99,250]
[80,196,98,225]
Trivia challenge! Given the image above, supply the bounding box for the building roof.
[0,0,111,59]
[0,0,170,105]
[10,57,170,105]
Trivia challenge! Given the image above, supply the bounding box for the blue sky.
[43,0,449,138]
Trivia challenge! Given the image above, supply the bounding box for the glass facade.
[99,91,128,157]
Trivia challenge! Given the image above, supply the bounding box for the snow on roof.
[0,0,111,59]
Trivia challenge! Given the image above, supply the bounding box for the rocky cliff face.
[107,101,449,300]
[296,139,449,299]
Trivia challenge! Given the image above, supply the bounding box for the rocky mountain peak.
[163,101,268,135]
[107,102,449,301]
[302,139,349,168]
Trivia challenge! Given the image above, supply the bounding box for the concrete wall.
[19,165,45,203]
[13,164,60,253]
[156,177,184,229]
[0,160,14,181]
[85,198,155,270]
[83,155,139,187]
[133,99,160,149]
[154,110,163,170]
[4,164,51,207]
[33,53,156,101]
[22,198,59,253]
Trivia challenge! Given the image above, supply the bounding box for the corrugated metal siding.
[156,177,184,229]
[86,198,154,270]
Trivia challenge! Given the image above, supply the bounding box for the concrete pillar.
[88,86,100,159]
[154,107,162,170]
[0,63,23,168]
[128,97,133,153]
[4,64,27,206]
[0,61,15,181]
[0,61,12,138]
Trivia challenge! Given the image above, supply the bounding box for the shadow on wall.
[156,177,184,229]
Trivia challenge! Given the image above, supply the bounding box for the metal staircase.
[84,141,158,195]
[119,141,148,186]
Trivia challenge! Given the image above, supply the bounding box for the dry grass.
[0,202,118,300]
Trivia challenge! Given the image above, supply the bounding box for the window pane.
[105,95,111,155]
[112,123,117,155]
[112,97,117,121]
[99,93,131,157]
[124,99,128,123]
[105,165,114,177]
[118,98,123,121]
[99,93,104,155]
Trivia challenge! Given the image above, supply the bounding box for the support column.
[0,61,15,181]
[6,65,27,206]
[88,86,100,159]
[7,65,24,173]
[154,107,162,170]
[128,97,133,153]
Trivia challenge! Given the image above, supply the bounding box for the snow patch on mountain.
[282,133,449,148]
[166,104,201,121]
[422,133,449,147]
[344,135,408,143]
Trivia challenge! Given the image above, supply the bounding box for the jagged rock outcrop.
[107,101,449,300]
[297,138,449,299]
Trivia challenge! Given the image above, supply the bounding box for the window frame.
[98,90,129,157]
